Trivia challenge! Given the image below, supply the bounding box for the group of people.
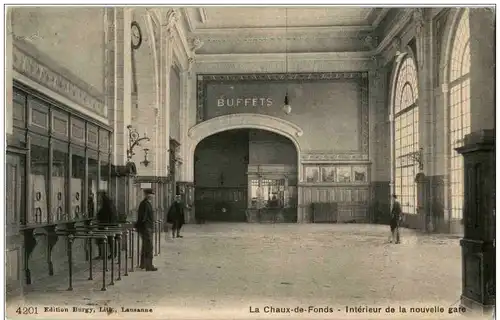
[93,188,186,272]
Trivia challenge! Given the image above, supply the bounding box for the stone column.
[110,8,133,216]
[369,56,391,224]
[5,8,13,136]
[414,9,434,231]
[456,130,495,314]
[159,9,178,177]
[184,73,198,183]
[469,8,495,132]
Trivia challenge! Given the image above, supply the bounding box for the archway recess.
[184,114,305,222]
[186,113,303,178]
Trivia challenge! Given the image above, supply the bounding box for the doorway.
[194,129,298,223]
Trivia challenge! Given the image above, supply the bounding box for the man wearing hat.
[167,195,185,238]
[136,188,157,271]
[389,194,402,244]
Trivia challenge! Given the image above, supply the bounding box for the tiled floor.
[7,223,479,319]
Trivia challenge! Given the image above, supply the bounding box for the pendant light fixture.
[283,8,292,115]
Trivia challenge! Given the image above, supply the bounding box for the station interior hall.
[4,6,496,318]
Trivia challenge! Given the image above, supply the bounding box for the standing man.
[390,194,402,244]
[167,195,185,238]
[95,191,117,259]
[136,188,157,271]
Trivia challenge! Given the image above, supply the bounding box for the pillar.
[6,8,13,136]
[369,56,391,223]
[110,8,133,217]
[160,11,177,178]
[414,8,434,231]
[469,8,494,132]
[456,130,495,314]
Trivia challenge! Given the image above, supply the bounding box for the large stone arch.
[185,113,304,181]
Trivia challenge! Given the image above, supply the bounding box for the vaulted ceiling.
[183,7,391,55]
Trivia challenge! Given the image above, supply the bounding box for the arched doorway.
[193,128,299,223]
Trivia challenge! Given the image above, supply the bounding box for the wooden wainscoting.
[300,185,370,223]
[195,187,247,222]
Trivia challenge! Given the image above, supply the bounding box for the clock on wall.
[131,21,142,50]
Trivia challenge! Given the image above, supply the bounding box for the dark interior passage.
[194,129,298,222]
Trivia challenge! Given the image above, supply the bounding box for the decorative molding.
[372,8,390,27]
[302,152,370,162]
[192,9,411,61]
[187,113,304,154]
[189,37,205,53]
[391,36,402,54]
[12,45,106,118]
[182,8,194,32]
[193,25,373,38]
[373,8,414,56]
[413,8,425,36]
[196,51,372,64]
[197,72,365,82]
[164,8,180,30]
[198,8,208,23]
[363,35,379,50]
[198,8,207,24]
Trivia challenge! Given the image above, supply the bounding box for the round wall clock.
[131,21,142,50]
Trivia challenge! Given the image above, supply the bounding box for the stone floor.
[7,223,485,320]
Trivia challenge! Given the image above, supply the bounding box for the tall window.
[449,11,470,220]
[393,56,419,215]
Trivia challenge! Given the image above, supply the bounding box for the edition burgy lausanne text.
[15,306,154,315]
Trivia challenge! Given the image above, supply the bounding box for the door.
[5,151,25,295]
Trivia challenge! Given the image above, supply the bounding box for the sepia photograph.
[2,3,496,320]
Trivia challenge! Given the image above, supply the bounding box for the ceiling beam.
[182,8,195,32]
[196,51,372,63]
[372,8,390,27]
[198,8,207,23]
[372,8,413,55]
[193,25,374,37]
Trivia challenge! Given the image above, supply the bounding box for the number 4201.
[16,307,39,315]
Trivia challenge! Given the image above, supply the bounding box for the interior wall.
[201,79,365,153]
[248,130,297,165]
[11,7,105,93]
[130,10,158,174]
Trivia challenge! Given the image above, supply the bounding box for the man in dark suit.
[95,191,117,259]
[136,188,157,271]
[390,194,402,244]
[167,195,185,239]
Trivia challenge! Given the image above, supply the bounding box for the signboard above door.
[197,72,367,122]
[196,72,369,154]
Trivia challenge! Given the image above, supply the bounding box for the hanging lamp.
[283,8,292,115]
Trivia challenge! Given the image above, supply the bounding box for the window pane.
[30,141,50,224]
[448,10,470,221]
[392,56,419,215]
[53,147,68,222]
[88,157,99,218]
[71,152,85,220]
[99,157,110,210]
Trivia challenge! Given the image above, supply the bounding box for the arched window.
[393,56,419,215]
[448,10,470,221]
